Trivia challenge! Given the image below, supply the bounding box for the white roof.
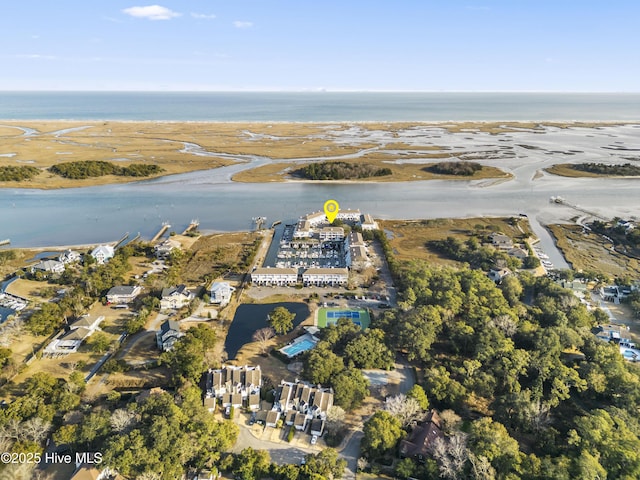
[210,281,235,292]
[91,245,114,257]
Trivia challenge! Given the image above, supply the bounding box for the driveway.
[232,422,315,466]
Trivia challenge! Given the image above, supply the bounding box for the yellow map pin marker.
[324,199,340,223]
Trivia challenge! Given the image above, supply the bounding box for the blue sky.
[1,1,638,91]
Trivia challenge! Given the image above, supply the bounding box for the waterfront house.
[106,285,142,304]
[31,259,65,274]
[156,319,183,351]
[507,247,528,260]
[91,245,115,264]
[160,284,195,310]
[58,249,81,264]
[154,239,181,259]
[489,233,513,250]
[209,281,235,306]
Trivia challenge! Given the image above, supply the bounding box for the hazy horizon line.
[1,89,639,94]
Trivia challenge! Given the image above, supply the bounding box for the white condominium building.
[319,227,345,241]
[302,267,348,286]
[251,267,299,286]
[337,209,361,221]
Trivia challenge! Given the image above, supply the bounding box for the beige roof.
[303,268,349,276]
[253,267,298,275]
[70,466,101,480]
[351,246,367,259]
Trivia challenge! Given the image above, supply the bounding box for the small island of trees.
[0,165,40,182]
[296,161,392,180]
[49,160,163,179]
[572,162,640,176]
[424,161,483,176]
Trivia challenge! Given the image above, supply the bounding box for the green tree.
[343,328,394,369]
[362,411,403,459]
[303,342,344,385]
[302,448,346,479]
[407,384,429,411]
[232,447,271,480]
[468,417,522,476]
[331,368,369,411]
[268,306,296,335]
[87,331,112,353]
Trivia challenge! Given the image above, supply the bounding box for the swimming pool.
[281,338,317,357]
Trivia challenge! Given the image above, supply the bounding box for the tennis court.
[317,308,370,329]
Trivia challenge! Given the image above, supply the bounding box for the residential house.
[270,380,334,430]
[310,419,325,436]
[31,259,65,274]
[251,267,299,286]
[265,410,281,428]
[489,233,513,250]
[59,249,81,264]
[156,319,183,351]
[160,284,195,310]
[44,316,105,355]
[69,465,104,480]
[302,267,348,286]
[507,247,528,260]
[90,245,115,264]
[106,285,142,304]
[154,239,181,259]
[204,365,262,411]
[399,410,444,462]
[488,268,511,283]
[209,281,235,306]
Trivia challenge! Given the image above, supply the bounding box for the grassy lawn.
[548,224,640,278]
[317,307,371,329]
[379,217,531,265]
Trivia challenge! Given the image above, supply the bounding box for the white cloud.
[14,54,57,60]
[191,12,216,20]
[233,21,253,28]
[122,5,181,21]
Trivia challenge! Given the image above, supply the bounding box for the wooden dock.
[151,222,171,243]
[182,219,200,235]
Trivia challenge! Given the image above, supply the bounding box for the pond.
[225,302,310,360]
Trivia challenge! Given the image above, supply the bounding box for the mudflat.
[0,120,631,189]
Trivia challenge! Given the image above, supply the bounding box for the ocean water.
[0,91,639,122]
